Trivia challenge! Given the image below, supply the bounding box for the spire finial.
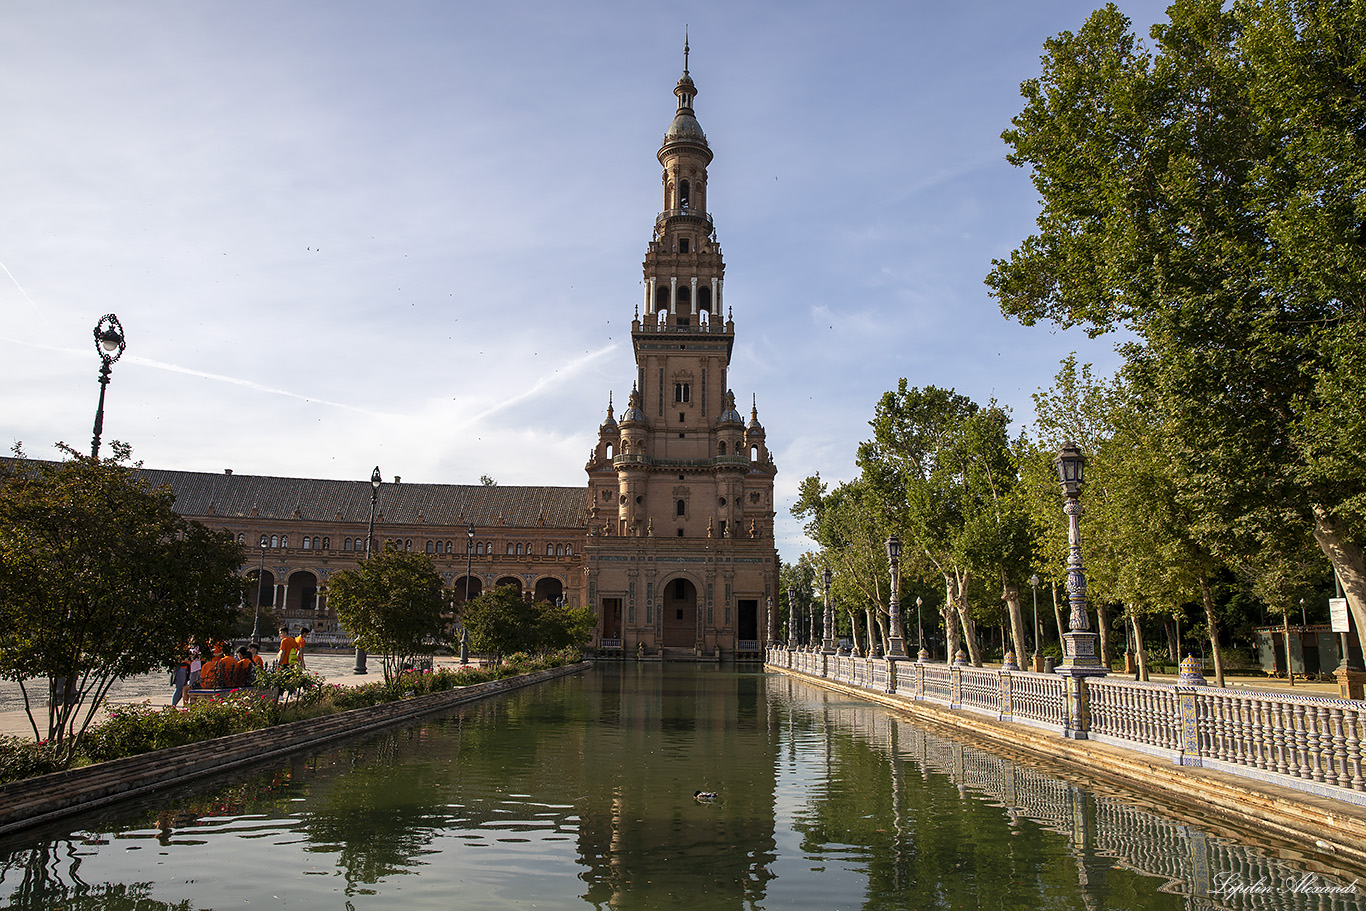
[684,27,690,75]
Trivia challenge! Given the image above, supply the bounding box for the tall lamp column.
[90,314,126,459]
[884,535,907,658]
[252,537,268,644]
[461,524,474,664]
[1030,574,1041,671]
[787,584,798,650]
[916,595,929,662]
[1054,443,1107,682]
[821,568,835,653]
[355,467,382,675]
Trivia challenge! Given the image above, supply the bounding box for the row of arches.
[652,283,712,315]
[247,569,566,608]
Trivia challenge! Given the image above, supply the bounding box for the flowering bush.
[81,693,275,763]
[0,735,64,784]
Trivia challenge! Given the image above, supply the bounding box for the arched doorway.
[248,570,276,607]
[452,576,483,602]
[661,577,698,647]
[285,570,318,612]
[534,577,563,603]
[495,577,523,597]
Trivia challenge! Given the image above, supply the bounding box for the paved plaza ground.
[0,651,477,741]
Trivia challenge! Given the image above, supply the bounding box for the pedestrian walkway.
[0,653,477,741]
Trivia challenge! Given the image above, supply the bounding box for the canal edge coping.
[0,661,592,840]
[771,663,1366,879]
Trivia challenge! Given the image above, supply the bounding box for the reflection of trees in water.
[774,676,1366,911]
[0,841,195,911]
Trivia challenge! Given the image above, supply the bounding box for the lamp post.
[1030,573,1041,672]
[787,584,797,650]
[252,536,268,644]
[821,567,835,653]
[1053,442,1107,682]
[90,314,126,459]
[884,535,907,659]
[916,596,928,662]
[355,466,382,674]
[766,595,775,650]
[808,588,818,650]
[461,524,474,664]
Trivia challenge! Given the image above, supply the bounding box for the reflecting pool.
[1,665,1361,910]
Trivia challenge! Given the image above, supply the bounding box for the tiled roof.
[2,460,588,529]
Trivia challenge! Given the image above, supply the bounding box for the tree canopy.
[987,0,1366,653]
[459,585,594,661]
[0,445,245,761]
[327,544,451,683]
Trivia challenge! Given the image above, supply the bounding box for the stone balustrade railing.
[765,645,1366,807]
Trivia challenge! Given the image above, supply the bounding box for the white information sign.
[1329,597,1350,633]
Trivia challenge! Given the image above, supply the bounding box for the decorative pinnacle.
[684,27,690,75]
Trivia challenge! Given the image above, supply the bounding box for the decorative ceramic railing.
[765,645,1366,807]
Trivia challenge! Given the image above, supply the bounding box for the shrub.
[0,736,64,784]
[81,694,275,763]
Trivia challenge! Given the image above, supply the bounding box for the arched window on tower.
[676,499,686,517]
[677,285,691,313]
[679,179,690,211]
[718,441,727,456]
[654,286,670,313]
[698,285,711,313]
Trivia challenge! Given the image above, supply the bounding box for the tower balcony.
[612,454,755,471]
[655,209,713,233]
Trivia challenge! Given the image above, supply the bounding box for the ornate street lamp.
[461,523,474,663]
[355,466,382,674]
[766,595,775,649]
[1030,573,1041,672]
[885,535,907,659]
[821,567,835,653]
[252,535,268,644]
[916,596,928,662]
[90,314,126,459]
[1053,442,1107,686]
[787,584,798,650]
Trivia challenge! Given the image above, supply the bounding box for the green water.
[0,665,1360,910]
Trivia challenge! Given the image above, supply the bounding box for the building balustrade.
[766,645,1366,807]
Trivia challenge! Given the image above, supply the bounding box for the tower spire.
[684,28,690,76]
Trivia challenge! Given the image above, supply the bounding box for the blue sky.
[0,1,1171,559]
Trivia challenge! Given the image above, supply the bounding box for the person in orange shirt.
[291,627,310,669]
[247,643,265,683]
[199,644,224,689]
[277,627,296,668]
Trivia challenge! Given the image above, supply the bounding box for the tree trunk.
[1198,573,1225,687]
[1165,616,1179,664]
[847,609,862,656]
[945,572,982,664]
[1096,601,1112,669]
[1130,614,1149,681]
[1051,581,1065,646]
[1283,609,1294,686]
[942,574,962,662]
[1312,505,1366,659]
[1002,575,1028,670]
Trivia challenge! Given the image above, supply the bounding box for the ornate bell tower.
[584,43,779,660]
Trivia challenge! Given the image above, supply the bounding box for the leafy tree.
[458,584,591,661]
[0,444,244,763]
[855,383,1038,666]
[778,557,819,647]
[988,0,1366,656]
[792,477,891,653]
[535,599,597,652]
[327,544,451,683]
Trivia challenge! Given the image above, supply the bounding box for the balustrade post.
[914,662,925,701]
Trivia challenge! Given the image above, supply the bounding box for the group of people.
[169,626,311,706]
